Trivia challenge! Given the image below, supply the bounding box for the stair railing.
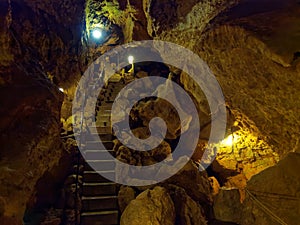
[74,63,105,225]
[74,88,86,225]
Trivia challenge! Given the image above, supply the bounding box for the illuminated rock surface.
[120,186,175,225]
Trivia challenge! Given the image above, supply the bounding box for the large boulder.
[114,127,172,167]
[164,160,213,205]
[168,185,207,225]
[120,186,175,225]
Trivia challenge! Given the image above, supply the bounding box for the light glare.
[222,135,233,146]
[92,29,102,39]
[221,134,240,146]
[128,55,134,64]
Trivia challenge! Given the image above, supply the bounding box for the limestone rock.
[214,152,300,225]
[115,128,172,166]
[165,160,212,205]
[169,185,207,225]
[208,177,220,197]
[137,98,182,139]
[120,186,175,225]
[213,188,243,223]
[0,66,63,223]
[118,186,136,213]
[141,0,300,163]
[244,152,300,225]
[210,111,279,188]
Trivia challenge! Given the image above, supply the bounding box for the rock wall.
[148,1,299,156]
[126,0,300,175]
[0,66,63,224]
[197,24,300,157]
[214,151,300,225]
[0,0,85,224]
[115,0,300,159]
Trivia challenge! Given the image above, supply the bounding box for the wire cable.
[246,189,288,225]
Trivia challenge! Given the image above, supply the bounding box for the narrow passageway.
[78,74,128,225]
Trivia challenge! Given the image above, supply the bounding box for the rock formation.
[120,186,175,225]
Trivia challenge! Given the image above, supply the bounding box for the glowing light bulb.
[221,134,233,146]
[128,55,134,64]
[92,28,102,39]
[59,87,64,92]
[220,134,240,146]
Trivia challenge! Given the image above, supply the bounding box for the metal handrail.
[74,89,86,225]
[74,63,105,224]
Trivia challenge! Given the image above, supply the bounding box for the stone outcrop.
[214,152,300,225]
[145,0,300,160]
[118,186,136,213]
[168,185,208,225]
[114,128,172,166]
[0,66,63,224]
[164,161,212,205]
[124,0,300,200]
[210,110,280,188]
[0,0,84,224]
[120,186,175,225]
[197,23,300,158]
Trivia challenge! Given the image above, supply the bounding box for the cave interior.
[0,0,300,225]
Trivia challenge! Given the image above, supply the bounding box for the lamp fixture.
[128,55,134,64]
[92,28,103,39]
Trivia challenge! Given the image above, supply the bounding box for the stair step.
[105,99,115,104]
[98,126,112,133]
[97,115,111,122]
[83,182,117,196]
[84,150,115,160]
[99,133,114,141]
[86,133,114,142]
[97,109,112,115]
[95,121,111,127]
[83,170,115,182]
[98,105,112,110]
[86,141,114,150]
[81,210,119,225]
[82,196,118,211]
[85,160,116,171]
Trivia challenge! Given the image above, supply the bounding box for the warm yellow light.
[222,135,233,146]
[221,134,239,146]
[128,55,134,64]
[59,87,64,92]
